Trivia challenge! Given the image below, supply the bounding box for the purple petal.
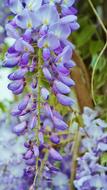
[15,38,34,52]
[70,22,80,31]
[58,74,75,87]
[57,93,74,106]
[38,132,44,144]
[8,80,22,91]
[13,121,27,133]
[53,110,63,120]
[43,48,50,60]
[20,53,29,66]
[35,4,59,26]
[49,23,71,39]
[38,34,60,50]
[44,103,53,119]
[43,67,52,81]
[11,108,22,116]
[24,150,33,160]
[64,60,76,68]
[43,118,54,131]
[41,88,50,100]
[13,84,24,95]
[53,116,68,130]
[29,116,37,129]
[25,157,35,166]
[50,135,60,144]
[18,94,30,111]
[33,145,39,157]
[25,0,42,11]
[6,23,20,39]
[57,64,70,75]
[60,15,77,24]
[61,0,75,7]
[54,80,71,94]
[56,45,72,63]
[8,0,23,14]
[15,9,40,29]
[49,148,62,161]
[3,56,19,68]
[8,68,27,80]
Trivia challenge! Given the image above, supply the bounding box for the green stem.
[36,48,42,144]
[70,128,81,190]
[88,0,107,35]
[37,150,49,185]
[33,49,42,188]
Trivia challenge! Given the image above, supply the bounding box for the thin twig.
[88,0,107,34]
[88,0,107,105]
[91,41,107,105]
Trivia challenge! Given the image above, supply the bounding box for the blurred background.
[73,0,107,118]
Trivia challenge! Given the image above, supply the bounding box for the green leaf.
[76,25,96,47]
[89,40,104,55]
[100,153,107,166]
[0,102,6,112]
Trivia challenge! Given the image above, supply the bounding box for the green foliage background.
[73,0,107,120]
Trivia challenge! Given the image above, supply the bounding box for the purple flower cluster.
[4,0,78,104]
[74,107,107,190]
[27,107,107,190]
[0,114,29,190]
[42,107,107,190]
[3,0,79,187]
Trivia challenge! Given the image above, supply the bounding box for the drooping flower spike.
[4,0,79,188]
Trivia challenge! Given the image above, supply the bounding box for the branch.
[72,51,93,111]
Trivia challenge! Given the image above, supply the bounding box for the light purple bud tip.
[43,67,52,81]
[29,116,37,129]
[13,121,27,134]
[54,80,71,94]
[49,148,62,161]
[53,116,68,130]
[8,81,22,91]
[57,93,74,106]
[41,87,50,100]
[58,74,75,87]
[8,68,27,80]
[43,48,50,60]
[13,84,24,95]
[24,150,33,160]
[18,94,30,111]
[33,145,39,157]
[50,135,60,144]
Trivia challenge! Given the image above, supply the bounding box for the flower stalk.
[36,48,42,144]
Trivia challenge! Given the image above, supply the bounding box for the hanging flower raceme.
[3,0,79,188]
